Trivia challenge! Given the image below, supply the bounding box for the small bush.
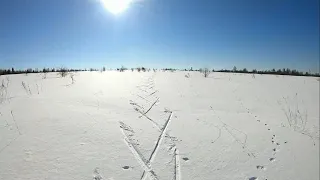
[42,72,48,79]
[21,81,32,95]
[70,74,75,84]
[0,78,9,103]
[120,66,127,72]
[57,67,69,78]
[200,68,210,78]
[279,94,320,145]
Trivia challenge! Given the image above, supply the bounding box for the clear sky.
[0,0,319,72]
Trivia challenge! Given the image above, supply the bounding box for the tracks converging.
[119,73,181,180]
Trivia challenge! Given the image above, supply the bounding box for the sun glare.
[100,0,132,15]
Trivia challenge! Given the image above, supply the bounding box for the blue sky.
[0,0,319,72]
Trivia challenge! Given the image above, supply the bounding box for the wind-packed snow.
[0,71,319,180]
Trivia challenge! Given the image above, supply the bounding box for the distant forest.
[0,66,319,77]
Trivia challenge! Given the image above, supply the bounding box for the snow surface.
[0,71,319,180]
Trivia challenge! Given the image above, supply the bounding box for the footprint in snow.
[93,168,103,180]
[182,157,189,162]
[256,165,266,170]
[249,177,258,180]
[269,158,276,162]
[122,166,131,170]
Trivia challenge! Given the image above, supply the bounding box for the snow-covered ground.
[0,71,319,180]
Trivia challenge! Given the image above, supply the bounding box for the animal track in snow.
[238,105,280,178]
[256,165,266,170]
[93,168,103,180]
[122,166,131,170]
[182,157,189,162]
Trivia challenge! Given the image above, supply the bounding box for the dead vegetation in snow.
[279,93,320,145]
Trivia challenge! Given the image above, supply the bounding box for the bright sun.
[100,0,132,15]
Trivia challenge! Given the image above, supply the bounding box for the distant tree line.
[216,66,319,77]
[1,66,319,77]
[183,66,319,77]
[0,67,100,76]
[0,66,147,75]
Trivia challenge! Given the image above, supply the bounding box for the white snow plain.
[0,71,319,180]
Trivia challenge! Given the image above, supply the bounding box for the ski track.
[174,148,181,180]
[141,112,173,180]
[119,122,159,180]
[143,98,159,115]
[121,73,181,180]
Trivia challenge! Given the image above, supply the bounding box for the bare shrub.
[4,77,9,87]
[0,78,10,103]
[185,73,190,78]
[36,83,40,94]
[282,96,307,132]
[119,66,127,72]
[279,93,319,145]
[200,68,210,78]
[21,81,32,95]
[57,67,69,78]
[70,73,75,84]
[42,72,48,79]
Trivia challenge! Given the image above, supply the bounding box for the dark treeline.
[183,66,320,77]
[0,67,99,75]
[1,66,319,77]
